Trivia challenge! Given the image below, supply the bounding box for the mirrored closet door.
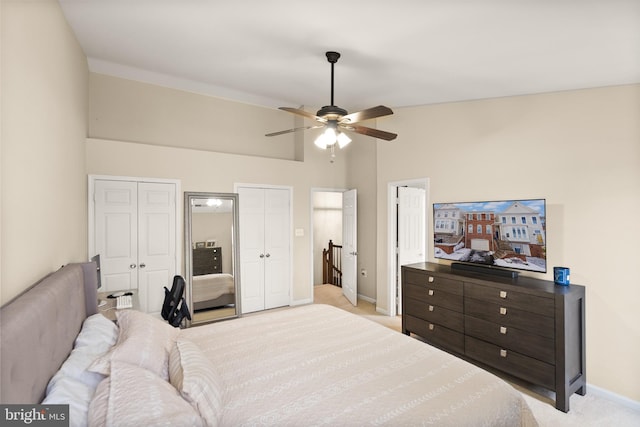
[184,192,241,325]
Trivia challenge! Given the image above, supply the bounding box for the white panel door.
[397,186,426,314]
[137,182,176,314]
[238,186,291,314]
[238,187,266,314]
[342,189,357,306]
[93,178,177,314]
[264,188,290,309]
[94,180,138,292]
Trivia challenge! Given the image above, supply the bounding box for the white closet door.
[137,182,176,314]
[238,186,291,314]
[94,180,138,292]
[264,188,291,310]
[238,187,267,313]
[93,177,177,314]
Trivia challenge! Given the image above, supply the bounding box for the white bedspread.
[180,304,538,427]
[192,273,234,303]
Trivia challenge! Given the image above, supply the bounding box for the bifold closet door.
[94,180,139,291]
[238,187,290,314]
[136,182,176,314]
[93,180,176,314]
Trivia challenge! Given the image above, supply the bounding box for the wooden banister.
[322,240,343,287]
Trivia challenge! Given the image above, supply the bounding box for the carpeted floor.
[313,284,640,427]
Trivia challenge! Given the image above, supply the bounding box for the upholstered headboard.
[0,262,99,404]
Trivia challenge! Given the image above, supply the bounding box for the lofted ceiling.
[59,0,640,112]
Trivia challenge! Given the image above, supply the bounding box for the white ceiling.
[59,0,640,113]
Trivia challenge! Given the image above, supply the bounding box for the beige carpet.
[313,284,640,427]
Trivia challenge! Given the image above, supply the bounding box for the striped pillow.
[169,339,225,427]
[88,361,203,427]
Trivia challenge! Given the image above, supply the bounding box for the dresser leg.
[555,387,570,413]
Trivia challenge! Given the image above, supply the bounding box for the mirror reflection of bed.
[187,194,240,324]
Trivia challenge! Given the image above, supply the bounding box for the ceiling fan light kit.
[266,51,397,160]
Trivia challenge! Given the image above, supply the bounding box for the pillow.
[90,310,179,380]
[43,314,119,427]
[74,313,119,350]
[169,339,225,427]
[88,361,203,427]
[43,377,94,427]
[47,314,119,392]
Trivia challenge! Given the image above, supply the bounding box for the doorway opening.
[311,190,344,287]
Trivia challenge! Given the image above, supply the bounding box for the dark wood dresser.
[193,247,222,276]
[402,262,586,412]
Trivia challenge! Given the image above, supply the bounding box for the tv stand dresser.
[401,262,586,412]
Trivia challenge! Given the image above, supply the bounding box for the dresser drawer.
[405,314,464,354]
[464,283,554,317]
[465,336,555,389]
[404,297,464,332]
[465,316,555,364]
[465,297,554,338]
[404,283,463,312]
[403,270,463,296]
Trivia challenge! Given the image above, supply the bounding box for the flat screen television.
[433,198,546,274]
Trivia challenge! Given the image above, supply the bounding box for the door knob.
[129,264,137,269]
[139,263,146,268]
[265,253,271,258]
[259,254,265,258]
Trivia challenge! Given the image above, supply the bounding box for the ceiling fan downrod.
[327,51,340,106]
[317,51,347,118]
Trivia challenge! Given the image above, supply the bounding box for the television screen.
[433,199,546,273]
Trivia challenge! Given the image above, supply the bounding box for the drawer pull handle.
[499,307,507,315]
[500,326,507,334]
[500,349,508,358]
[428,323,435,331]
[428,276,435,283]
[428,305,434,312]
[499,291,508,299]
[428,289,434,296]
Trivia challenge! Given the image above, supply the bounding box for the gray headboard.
[0,262,99,404]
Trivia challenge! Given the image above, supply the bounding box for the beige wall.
[89,73,298,160]
[85,132,355,304]
[345,129,378,299]
[86,74,384,303]
[1,0,88,304]
[375,84,640,401]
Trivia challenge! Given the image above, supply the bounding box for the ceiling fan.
[266,51,397,154]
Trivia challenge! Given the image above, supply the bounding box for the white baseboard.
[358,293,375,304]
[588,383,640,412]
[375,306,390,316]
[290,298,312,306]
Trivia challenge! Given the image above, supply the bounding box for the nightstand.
[98,290,139,322]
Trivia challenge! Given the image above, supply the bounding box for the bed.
[192,273,235,311]
[0,262,538,426]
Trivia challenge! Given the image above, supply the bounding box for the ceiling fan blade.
[265,125,324,137]
[279,107,327,123]
[343,124,397,141]
[339,105,394,124]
